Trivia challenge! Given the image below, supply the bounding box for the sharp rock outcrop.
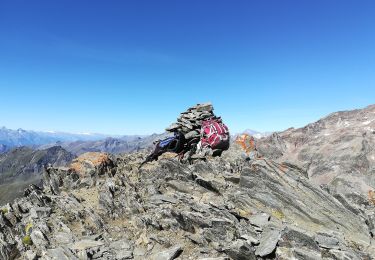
[1,143,375,259]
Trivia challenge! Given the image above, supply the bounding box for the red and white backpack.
[200,118,230,150]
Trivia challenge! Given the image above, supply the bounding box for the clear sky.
[0,1,374,135]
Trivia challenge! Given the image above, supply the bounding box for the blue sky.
[0,1,374,135]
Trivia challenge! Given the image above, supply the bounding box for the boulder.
[255,228,281,257]
[149,245,183,260]
[70,152,114,177]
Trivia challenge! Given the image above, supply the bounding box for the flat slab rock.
[198,257,229,260]
[315,234,340,249]
[149,245,183,260]
[248,213,270,228]
[255,228,281,257]
[44,247,78,260]
[70,239,104,251]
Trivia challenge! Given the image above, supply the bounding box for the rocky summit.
[1,105,375,260]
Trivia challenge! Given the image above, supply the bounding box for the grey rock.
[115,250,133,259]
[198,258,229,260]
[194,175,220,194]
[53,232,74,245]
[30,207,51,219]
[3,212,18,226]
[195,103,213,112]
[276,247,322,260]
[110,239,133,259]
[0,238,18,260]
[203,219,236,246]
[292,248,321,260]
[43,166,62,195]
[43,247,78,260]
[224,240,256,260]
[24,250,37,260]
[255,228,281,257]
[278,226,319,251]
[70,239,104,251]
[248,213,270,228]
[315,233,340,249]
[30,229,49,249]
[149,245,182,260]
[110,238,132,250]
[327,249,363,260]
[239,234,259,245]
[133,247,147,257]
[166,123,180,132]
[184,130,200,139]
[275,247,294,260]
[149,194,178,205]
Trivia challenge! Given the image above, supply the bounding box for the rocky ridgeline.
[1,143,375,260]
[256,104,375,215]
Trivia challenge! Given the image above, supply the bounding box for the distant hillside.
[0,146,75,204]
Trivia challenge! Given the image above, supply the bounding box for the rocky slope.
[257,104,375,208]
[0,133,169,205]
[1,143,375,259]
[0,146,75,205]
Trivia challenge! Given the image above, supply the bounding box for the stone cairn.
[166,102,219,135]
[165,103,221,157]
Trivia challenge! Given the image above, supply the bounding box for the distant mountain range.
[0,127,149,154]
[0,126,270,156]
[0,126,118,148]
[241,129,272,139]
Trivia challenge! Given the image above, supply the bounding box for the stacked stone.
[165,102,219,140]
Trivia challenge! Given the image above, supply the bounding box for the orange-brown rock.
[235,134,256,155]
[368,190,375,205]
[70,152,114,176]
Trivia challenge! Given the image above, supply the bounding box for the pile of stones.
[165,102,221,142]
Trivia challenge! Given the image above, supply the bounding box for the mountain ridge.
[1,104,375,259]
[0,127,117,147]
[256,103,375,211]
[0,146,75,204]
